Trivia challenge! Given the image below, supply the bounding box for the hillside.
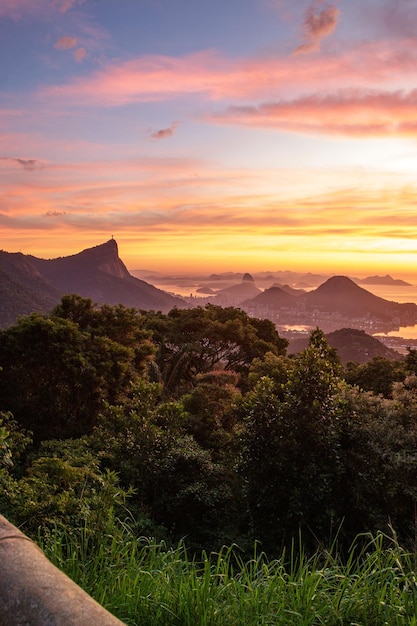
[358,274,412,286]
[0,251,63,327]
[0,240,186,328]
[287,328,401,364]
[245,285,298,308]
[303,276,415,319]
[214,273,262,305]
[244,275,417,333]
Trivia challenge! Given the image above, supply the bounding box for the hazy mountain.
[303,276,416,319]
[245,285,298,308]
[0,240,186,327]
[214,273,262,305]
[287,328,401,364]
[243,275,417,333]
[357,274,412,287]
[269,283,306,296]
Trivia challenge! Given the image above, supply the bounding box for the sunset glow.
[2,0,417,278]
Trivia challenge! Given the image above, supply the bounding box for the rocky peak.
[76,239,130,279]
[242,272,255,283]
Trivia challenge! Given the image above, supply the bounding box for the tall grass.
[40,522,417,625]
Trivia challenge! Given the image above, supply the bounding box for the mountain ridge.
[244,275,417,333]
[0,240,186,328]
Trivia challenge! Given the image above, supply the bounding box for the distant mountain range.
[133,269,414,292]
[1,241,417,347]
[243,275,417,333]
[0,240,186,328]
[357,274,411,286]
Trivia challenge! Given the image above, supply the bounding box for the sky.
[2,0,417,277]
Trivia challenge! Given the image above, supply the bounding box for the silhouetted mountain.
[270,283,306,296]
[214,273,261,305]
[303,276,416,320]
[287,328,401,364]
[0,240,186,327]
[243,275,417,333]
[358,274,412,286]
[0,251,63,327]
[242,272,255,283]
[245,285,297,308]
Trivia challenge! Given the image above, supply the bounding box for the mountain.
[303,276,416,319]
[358,274,412,287]
[243,275,417,333]
[214,273,261,305]
[0,251,63,328]
[287,328,401,364]
[0,240,186,328]
[245,285,298,309]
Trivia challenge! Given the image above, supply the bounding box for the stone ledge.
[0,515,126,626]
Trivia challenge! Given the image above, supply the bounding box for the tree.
[344,356,406,398]
[141,304,287,396]
[53,295,155,372]
[240,329,345,550]
[93,378,243,550]
[181,370,241,460]
[0,302,153,440]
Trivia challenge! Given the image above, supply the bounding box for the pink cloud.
[214,88,417,137]
[52,0,86,13]
[150,122,180,140]
[372,0,417,40]
[37,39,417,108]
[0,0,85,18]
[54,36,78,50]
[74,47,87,62]
[295,1,340,54]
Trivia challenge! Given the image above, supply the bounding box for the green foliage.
[247,351,293,397]
[0,410,32,471]
[141,304,287,396]
[93,378,242,550]
[181,370,241,458]
[3,299,417,558]
[2,435,131,538]
[0,298,154,439]
[240,330,345,549]
[53,294,155,371]
[344,355,406,398]
[41,521,417,626]
[0,411,33,522]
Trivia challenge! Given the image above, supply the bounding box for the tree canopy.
[2,297,417,555]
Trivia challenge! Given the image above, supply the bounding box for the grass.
[40,522,417,626]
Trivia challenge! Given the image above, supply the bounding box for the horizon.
[4,237,417,284]
[2,1,417,278]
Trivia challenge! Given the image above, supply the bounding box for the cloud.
[74,47,86,62]
[0,0,85,19]
[0,157,42,170]
[52,0,86,13]
[150,122,180,140]
[54,36,78,50]
[370,0,417,41]
[54,38,87,63]
[213,88,417,138]
[295,1,340,54]
[37,37,417,109]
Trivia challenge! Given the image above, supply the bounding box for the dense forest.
[1,294,417,556]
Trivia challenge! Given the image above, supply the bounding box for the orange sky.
[2,0,417,280]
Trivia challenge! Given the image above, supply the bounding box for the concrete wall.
[0,514,126,626]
